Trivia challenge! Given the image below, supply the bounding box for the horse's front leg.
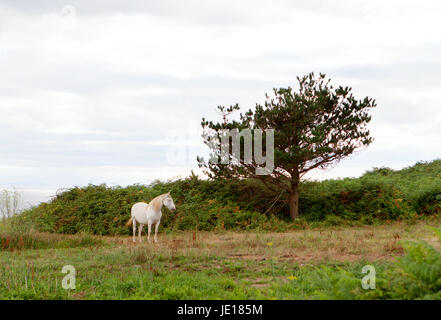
[147,223,152,243]
[138,224,144,242]
[154,221,160,243]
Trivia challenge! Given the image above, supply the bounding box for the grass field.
[2,217,441,299]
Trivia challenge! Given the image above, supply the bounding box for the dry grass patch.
[104,220,441,264]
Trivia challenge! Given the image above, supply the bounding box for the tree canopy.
[198,72,376,219]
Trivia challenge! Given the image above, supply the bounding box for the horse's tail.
[125,217,133,227]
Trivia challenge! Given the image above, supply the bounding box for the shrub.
[8,159,441,235]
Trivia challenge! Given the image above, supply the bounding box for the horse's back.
[132,202,148,211]
[131,202,149,223]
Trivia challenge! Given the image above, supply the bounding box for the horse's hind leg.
[138,224,144,242]
[132,218,137,243]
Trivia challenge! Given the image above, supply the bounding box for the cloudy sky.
[1,0,440,207]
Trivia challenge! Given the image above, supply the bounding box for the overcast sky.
[1,0,440,206]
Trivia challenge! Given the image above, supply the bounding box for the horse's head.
[163,191,176,212]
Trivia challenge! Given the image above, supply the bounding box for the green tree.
[198,73,376,220]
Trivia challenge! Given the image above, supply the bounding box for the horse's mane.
[148,194,167,211]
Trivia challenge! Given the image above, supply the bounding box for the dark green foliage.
[363,227,441,299]
[299,178,409,222]
[17,178,283,235]
[11,159,441,235]
[362,160,441,215]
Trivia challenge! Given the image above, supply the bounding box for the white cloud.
[0,1,440,205]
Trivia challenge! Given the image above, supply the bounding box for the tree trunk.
[289,182,299,220]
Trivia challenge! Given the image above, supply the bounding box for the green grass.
[0,239,378,300]
[1,221,441,300]
[1,159,440,299]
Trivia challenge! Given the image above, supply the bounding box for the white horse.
[125,192,176,243]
